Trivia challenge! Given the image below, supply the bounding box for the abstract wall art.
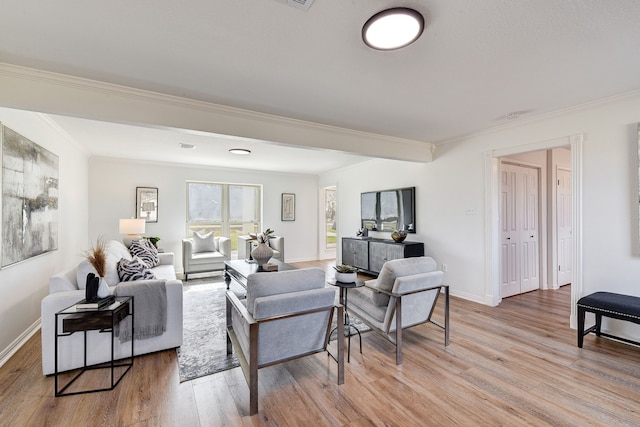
[1,124,59,267]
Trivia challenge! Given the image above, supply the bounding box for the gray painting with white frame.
[1,124,59,267]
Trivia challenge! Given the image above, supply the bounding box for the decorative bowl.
[391,230,408,243]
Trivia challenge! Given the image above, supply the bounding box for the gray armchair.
[182,235,231,280]
[226,267,344,415]
[347,256,449,365]
[237,235,285,262]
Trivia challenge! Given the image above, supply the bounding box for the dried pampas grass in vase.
[86,236,110,298]
[86,236,107,277]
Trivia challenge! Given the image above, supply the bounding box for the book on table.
[76,295,116,310]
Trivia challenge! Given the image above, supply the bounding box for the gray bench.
[577,291,640,348]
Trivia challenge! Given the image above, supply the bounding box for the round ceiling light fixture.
[362,8,424,50]
[229,148,251,155]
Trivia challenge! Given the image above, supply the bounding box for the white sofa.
[41,240,183,375]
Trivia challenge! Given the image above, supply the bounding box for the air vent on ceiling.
[276,0,314,11]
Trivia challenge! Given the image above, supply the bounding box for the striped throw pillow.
[117,256,156,282]
[129,239,160,268]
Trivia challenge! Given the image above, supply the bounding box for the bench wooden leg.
[595,313,602,336]
[577,306,586,348]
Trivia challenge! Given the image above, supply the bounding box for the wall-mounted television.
[361,187,416,233]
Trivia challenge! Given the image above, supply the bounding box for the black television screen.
[361,187,415,233]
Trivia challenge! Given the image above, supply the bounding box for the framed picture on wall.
[136,187,158,223]
[281,193,295,221]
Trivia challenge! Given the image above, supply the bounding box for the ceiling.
[1,0,640,173]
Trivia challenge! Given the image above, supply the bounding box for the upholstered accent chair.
[182,232,231,280]
[237,235,285,262]
[347,256,449,365]
[226,267,344,415]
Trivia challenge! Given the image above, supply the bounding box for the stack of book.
[75,295,116,310]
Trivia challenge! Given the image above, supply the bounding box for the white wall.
[0,108,89,361]
[88,157,319,270]
[321,92,640,339]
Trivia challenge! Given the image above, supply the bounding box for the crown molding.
[434,88,640,146]
[0,62,433,162]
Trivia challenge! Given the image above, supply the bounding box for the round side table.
[328,278,365,362]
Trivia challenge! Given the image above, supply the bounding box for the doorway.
[486,134,583,328]
[319,185,337,260]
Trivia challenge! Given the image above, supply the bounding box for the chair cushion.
[375,257,438,293]
[246,268,325,315]
[193,232,216,253]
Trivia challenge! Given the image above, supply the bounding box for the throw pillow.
[117,256,156,282]
[193,231,216,253]
[129,239,160,268]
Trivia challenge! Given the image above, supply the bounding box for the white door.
[500,163,540,297]
[557,168,572,286]
[501,165,520,297]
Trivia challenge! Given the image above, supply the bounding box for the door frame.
[485,134,583,328]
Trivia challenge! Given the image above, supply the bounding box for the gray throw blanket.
[115,280,167,342]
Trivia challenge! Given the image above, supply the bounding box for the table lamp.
[119,218,146,247]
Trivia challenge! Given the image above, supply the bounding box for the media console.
[341,237,424,275]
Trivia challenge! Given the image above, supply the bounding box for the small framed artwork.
[136,187,158,223]
[281,193,295,221]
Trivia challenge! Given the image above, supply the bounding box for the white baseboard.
[0,319,41,369]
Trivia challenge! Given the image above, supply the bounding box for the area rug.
[177,276,371,382]
[177,277,240,382]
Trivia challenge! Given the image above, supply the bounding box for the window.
[186,182,261,252]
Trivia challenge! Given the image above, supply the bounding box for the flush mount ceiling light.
[229,148,251,155]
[362,7,424,50]
[179,143,196,149]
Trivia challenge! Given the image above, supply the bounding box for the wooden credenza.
[341,237,424,275]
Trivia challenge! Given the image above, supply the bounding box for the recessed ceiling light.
[362,8,425,50]
[179,143,197,149]
[229,148,251,155]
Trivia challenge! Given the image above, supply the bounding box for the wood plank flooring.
[2,260,640,426]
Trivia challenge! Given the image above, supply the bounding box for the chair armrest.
[182,239,194,261]
[218,237,231,258]
[226,290,257,326]
[269,236,284,251]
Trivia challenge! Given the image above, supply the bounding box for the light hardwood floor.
[2,260,640,426]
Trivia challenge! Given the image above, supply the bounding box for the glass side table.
[328,278,365,362]
[54,296,134,396]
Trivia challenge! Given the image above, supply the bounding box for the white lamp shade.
[119,218,146,235]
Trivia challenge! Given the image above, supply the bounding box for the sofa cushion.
[76,259,98,290]
[193,232,216,253]
[129,239,160,268]
[117,256,156,282]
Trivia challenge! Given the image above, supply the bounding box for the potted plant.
[145,236,161,248]
[333,264,358,283]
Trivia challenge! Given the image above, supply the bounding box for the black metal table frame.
[54,296,134,397]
